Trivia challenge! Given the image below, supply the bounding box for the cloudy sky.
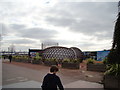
[0,0,119,52]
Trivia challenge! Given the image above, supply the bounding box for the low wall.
[62,62,80,69]
[87,64,106,72]
[104,75,120,89]
[44,61,58,66]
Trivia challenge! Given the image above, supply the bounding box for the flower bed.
[62,62,80,69]
[87,63,106,72]
[44,58,58,66]
[103,64,120,89]
[103,75,119,89]
[31,56,43,64]
[86,58,106,72]
[12,55,29,63]
[32,59,42,64]
[44,61,57,66]
[61,58,80,69]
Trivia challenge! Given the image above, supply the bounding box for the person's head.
[50,65,59,74]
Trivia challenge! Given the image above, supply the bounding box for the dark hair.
[50,65,59,72]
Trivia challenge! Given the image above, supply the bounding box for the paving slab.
[0,86,2,89]
[3,81,41,88]
[64,80,103,88]
[2,80,103,89]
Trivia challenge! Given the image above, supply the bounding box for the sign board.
[30,52,37,57]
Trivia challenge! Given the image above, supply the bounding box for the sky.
[0,0,120,52]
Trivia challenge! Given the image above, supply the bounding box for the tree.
[107,1,120,64]
[8,44,15,52]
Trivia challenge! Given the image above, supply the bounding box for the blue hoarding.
[97,51,110,61]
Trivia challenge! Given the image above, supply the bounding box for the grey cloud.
[41,39,77,46]
[76,42,106,51]
[57,40,77,45]
[78,43,97,47]
[10,24,26,30]
[70,18,114,38]
[1,1,117,51]
[1,23,58,42]
[45,2,117,40]
[10,39,36,44]
[0,23,25,36]
[0,2,20,17]
[16,28,58,41]
[0,23,11,35]
[16,45,33,51]
[0,1,37,20]
[46,16,75,27]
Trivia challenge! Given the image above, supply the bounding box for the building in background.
[28,46,84,61]
[29,49,43,57]
[42,46,84,60]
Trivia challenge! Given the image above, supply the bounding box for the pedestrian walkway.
[2,61,104,89]
[65,80,103,88]
[3,81,41,88]
[0,86,2,90]
[3,80,103,89]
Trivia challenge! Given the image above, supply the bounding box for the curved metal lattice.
[42,46,83,60]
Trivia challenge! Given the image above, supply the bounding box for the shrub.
[32,56,42,64]
[86,58,95,64]
[12,55,29,62]
[32,59,40,63]
[44,58,57,62]
[34,56,42,60]
[44,58,50,61]
[62,58,79,63]
[12,56,16,60]
[50,58,58,62]
[78,58,83,63]
[104,64,120,76]
[62,58,71,63]
[71,59,79,63]
[102,57,108,64]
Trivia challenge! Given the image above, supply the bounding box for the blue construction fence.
[83,50,110,61]
[97,51,110,61]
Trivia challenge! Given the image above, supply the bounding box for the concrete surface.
[3,81,41,88]
[65,80,103,88]
[3,80,103,88]
[2,61,104,89]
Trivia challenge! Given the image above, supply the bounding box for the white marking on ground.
[81,70,85,73]
[16,77,25,79]
[5,78,16,81]
[19,78,28,82]
[85,74,94,78]
[5,77,28,82]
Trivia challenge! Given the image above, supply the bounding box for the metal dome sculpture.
[42,46,84,60]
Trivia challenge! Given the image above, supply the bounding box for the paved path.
[3,80,103,89]
[2,61,104,89]
[65,80,103,88]
[3,81,41,88]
